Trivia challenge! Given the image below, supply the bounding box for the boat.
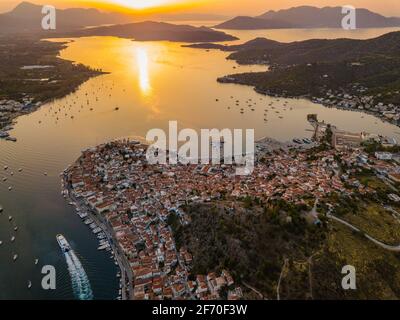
[0,241,2,245]
[84,218,93,225]
[8,215,12,221]
[56,234,71,253]
[14,226,18,231]
[11,236,15,242]
[28,281,32,289]
[13,254,18,261]
[35,258,39,265]
[0,206,3,213]
[78,212,88,219]
[97,243,110,250]
[93,227,102,234]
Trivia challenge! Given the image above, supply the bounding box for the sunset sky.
[1,0,400,17]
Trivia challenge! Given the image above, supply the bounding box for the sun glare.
[136,47,151,94]
[111,0,169,10]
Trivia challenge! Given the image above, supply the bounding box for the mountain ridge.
[215,6,400,30]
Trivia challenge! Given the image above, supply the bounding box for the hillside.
[0,1,133,34]
[214,5,400,30]
[214,16,293,30]
[58,21,238,42]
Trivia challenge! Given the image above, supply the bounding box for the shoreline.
[219,76,400,129]
[61,170,133,300]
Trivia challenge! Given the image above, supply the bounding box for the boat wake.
[64,248,93,300]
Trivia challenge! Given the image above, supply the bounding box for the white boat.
[28,281,32,289]
[13,254,18,261]
[14,226,18,231]
[97,243,110,250]
[78,212,88,219]
[0,206,3,213]
[35,258,39,265]
[56,234,71,253]
[84,219,93,225]
[0,240,3,245]
[11,236,15,242]
[8,216,12,221]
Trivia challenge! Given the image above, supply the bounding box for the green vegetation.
[173,201,326,299]
[362,140,400,154]
[170,189,400,299]
[217,32,400,105]
[0,36,104,102]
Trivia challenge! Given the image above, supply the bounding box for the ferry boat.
[56,234,71,253]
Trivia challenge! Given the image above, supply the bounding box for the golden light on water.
[136,47,151,95]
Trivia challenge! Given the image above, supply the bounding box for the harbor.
[61,175,131,300]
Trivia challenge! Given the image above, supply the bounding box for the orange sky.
[1,0,400,17]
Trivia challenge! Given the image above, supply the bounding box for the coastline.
[0,37,106,136]
[218,76,400,129]
[61,169,133,300]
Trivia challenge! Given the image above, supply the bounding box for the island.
[62,119,400,299]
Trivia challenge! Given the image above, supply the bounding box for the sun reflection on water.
[136,47,151,95]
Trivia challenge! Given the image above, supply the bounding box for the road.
[327,211,400,252]
[276,258,289,300]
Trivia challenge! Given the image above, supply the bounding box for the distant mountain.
[57,21,238,42]
[214,16,293,30]
[225,31,400,65]
[0,1,133,34]
[215,6,400,30]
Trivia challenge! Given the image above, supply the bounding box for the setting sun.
[111,0,168,10]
